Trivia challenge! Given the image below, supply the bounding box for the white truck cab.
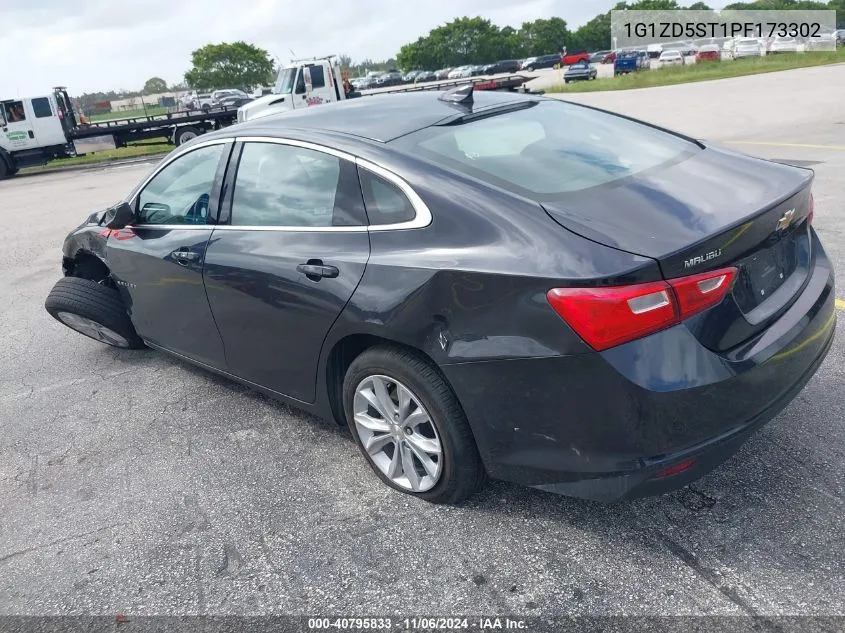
[1,92,73,177]
[237,55,352,123]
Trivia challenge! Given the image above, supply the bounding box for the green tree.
[518,17,571,55]
[184,41,275,91]
[570,12,614,52]
[687,1,712,8]
[397,17,512,70]
[142,77,168,94]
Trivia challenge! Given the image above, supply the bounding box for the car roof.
[229,90,539,143]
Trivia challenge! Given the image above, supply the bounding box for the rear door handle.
[297,262,339,280]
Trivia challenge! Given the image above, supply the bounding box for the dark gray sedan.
[45,87,834,504]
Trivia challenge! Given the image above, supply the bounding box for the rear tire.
[0,158,8,180]
[175,126,201,146]
[343,346,486,504]
[45,277,145,349]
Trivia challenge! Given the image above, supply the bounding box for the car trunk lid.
[541,146,814,351]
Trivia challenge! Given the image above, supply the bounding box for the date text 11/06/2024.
[307,617,528,630]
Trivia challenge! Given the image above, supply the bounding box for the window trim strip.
[127,135,433,233]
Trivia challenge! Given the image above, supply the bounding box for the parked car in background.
[614,50,648,74]
[562,51,590,66]
[352,76,374,90]
[414,71,437,82]
[435,68,453,79]
[183,92,214,111]
[563,59,597,83]
[211,89,249,105]
[647,43,664,58]
[375,70,403,87]
[495,59,521,73]
[732,37,763,59]
[806,30,836,50]
[658,50,684,66]
[522,54,561,71]
[769,36,798,54]
[217,94,252,109]
[519,57,537,70]
[448,66,474,79]
[250,87,274,98]
[695,45,721,62]
[836,29,845,45]
[589,50,616,64]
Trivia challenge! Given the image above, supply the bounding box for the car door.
[28,97,68,147]
[298,63,339,107]
[1,99,37,151]
[202,139,370,403]
[105,139,232,368]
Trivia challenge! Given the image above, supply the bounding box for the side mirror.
[103,201,135,229]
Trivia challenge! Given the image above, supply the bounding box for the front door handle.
[297,261,339,280]
[172,248,200,265]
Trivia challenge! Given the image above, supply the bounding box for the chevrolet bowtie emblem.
[776,208,796,232]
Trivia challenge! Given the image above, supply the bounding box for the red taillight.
[807,193,814,225]
[547,267,737,351]
[667,267,737,319]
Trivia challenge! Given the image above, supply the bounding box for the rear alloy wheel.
[343,346,485,504]
[45,277,145,349]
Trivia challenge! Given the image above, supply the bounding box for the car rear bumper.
[441,239,836,501]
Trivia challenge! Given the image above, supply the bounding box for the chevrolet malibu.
[45,88,835,504]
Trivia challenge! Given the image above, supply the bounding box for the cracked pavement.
[0,66,843,617]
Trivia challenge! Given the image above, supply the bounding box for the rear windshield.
[390,100,696,197]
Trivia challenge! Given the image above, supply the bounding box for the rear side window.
[31,98,53,118]
[391,100,695,197]
[230,142,366,228]
[359,168,415,225]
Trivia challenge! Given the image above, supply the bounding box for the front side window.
[230,142,346,227]
[136,144,225,225]
[391,100,695,197]
[31,98,53,118]
[3,100,26,123]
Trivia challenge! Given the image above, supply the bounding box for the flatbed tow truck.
[0,87,238,178]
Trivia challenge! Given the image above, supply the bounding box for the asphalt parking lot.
[1,65,843,619]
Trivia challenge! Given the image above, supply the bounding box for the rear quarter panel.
[325,154,659,366]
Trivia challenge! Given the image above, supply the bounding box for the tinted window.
[137,144,224,225]
[309,66,326,89]
[392,101,694,197]
[231,142,346,227]
[31,97,52,118]
[359,168,415,225]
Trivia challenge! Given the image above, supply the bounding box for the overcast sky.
[0,0,728,96]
